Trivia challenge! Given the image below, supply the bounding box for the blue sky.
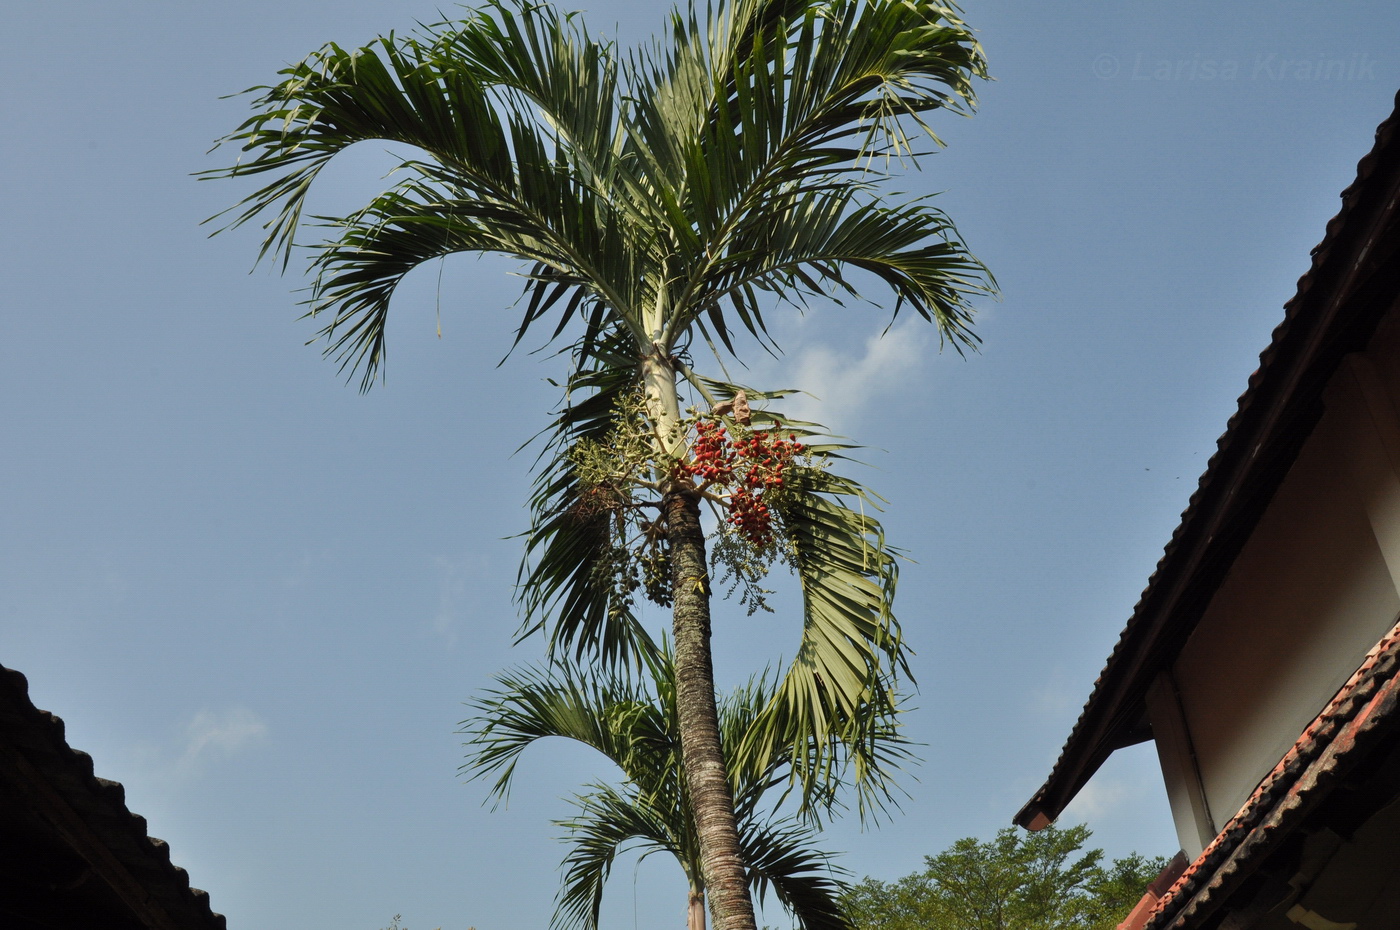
[2,1,1397,927]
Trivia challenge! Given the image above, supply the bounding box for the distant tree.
[840,825,1164,930]
[378,916,447,930]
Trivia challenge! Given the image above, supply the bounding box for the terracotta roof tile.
[1137,618,1400,929]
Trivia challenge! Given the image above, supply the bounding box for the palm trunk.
[688,887,707,930]
[666,489,757,930]
[642,348,756,930]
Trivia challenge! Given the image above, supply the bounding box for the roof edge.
[1017,89,1400,831]
[0,664,228,929]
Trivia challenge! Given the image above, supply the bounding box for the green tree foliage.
[840,825,1164,930]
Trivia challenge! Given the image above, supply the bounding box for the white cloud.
[777,320,928,432]
[179,707,267,772]
[1061,778,1132,824]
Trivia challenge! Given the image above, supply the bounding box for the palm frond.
[515,326,663,666]
[461,661,677,806]
[627,0,990,351]
[426,1,665,235]
[717,668,795,816]
[466,651,859,930]
[429,1,622,173]
[203,6,658,387]
[203,33,518,266]
[741,816,853,930]
[555,784,692,930]
[701,187,992,352]
[759,460,916,818]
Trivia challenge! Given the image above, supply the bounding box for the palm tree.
[205,3,991,928]
[463,652,878,930]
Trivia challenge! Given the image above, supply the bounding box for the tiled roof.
[1134,617,1400,929]
[1016,89,1400,831]
[0,663,227,930]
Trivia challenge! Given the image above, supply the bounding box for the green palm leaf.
[463,661,677,807]
[554,785,695,930]
[203,7,654,381]
[742,817,851,930]
[515,325,662,667]
[463,652,857,930]
[628,0,989,351]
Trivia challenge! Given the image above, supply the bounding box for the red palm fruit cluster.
[678,419,807,547]
[728,487,774,548]
[686,419,736,484]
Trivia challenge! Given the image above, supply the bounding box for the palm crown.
[206,2,991,927]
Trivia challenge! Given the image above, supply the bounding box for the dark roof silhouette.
[0,663,227,929]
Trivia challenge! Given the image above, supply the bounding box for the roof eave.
[1017,89,1400,831]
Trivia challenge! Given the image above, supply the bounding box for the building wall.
[1151,315,1400,856]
